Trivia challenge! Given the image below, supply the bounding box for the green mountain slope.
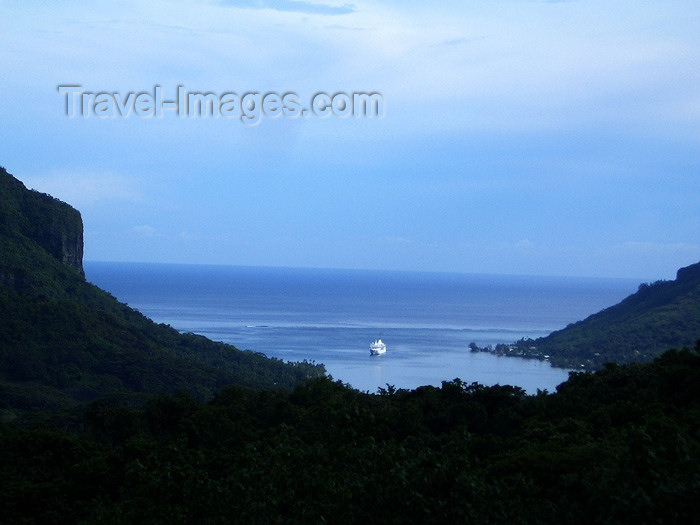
[527,262,700,369]
[0,166,324,420]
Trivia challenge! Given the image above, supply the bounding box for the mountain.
[522,262,700,369]
[0,166,324,421]
[0,167,83,275]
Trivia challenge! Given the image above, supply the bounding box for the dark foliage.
[0,167,324,423]
[2,347,700,523]
[520,262,700,369]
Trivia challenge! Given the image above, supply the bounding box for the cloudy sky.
[1,0,699,279]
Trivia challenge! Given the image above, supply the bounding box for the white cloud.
[132,225,157,237]
[615,241,700,256]
[220,0,356,15]
[514,239,536,250]
[381,236,414,246]
[22,171,142,207]
[6,0,700,138]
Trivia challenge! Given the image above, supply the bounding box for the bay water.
[85,262,640,394]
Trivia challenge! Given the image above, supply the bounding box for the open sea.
[85,262,640,394]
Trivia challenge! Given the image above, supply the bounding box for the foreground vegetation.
[2,346,700,523]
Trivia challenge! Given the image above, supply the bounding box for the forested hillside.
[516,262,700,369]
[0,166,323,422]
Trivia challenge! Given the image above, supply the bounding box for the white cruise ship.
[369,339,386,356]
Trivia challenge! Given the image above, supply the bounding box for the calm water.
[85,262,640,394]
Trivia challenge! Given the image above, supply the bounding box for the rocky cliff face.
[0,166,84,276]
[32,213,84,275]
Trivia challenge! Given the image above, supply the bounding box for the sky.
[1,0,700,279]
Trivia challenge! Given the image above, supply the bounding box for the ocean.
[84,262,640,394]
